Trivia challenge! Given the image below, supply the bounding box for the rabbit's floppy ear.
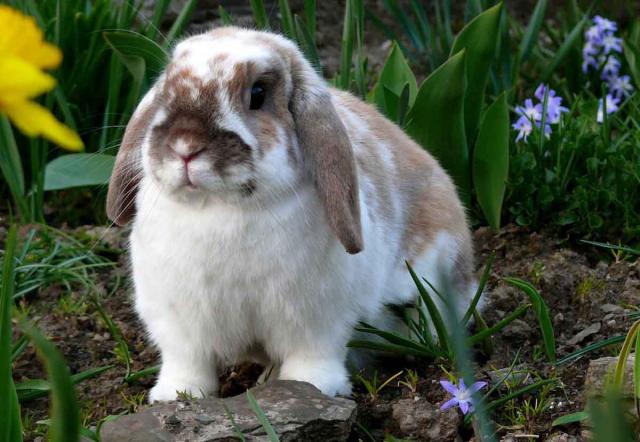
[289,59,363,254]
[106,88,159,225]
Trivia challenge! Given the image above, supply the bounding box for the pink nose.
[178,149,203,166]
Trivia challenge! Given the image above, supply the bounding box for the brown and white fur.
[106,27,476,401]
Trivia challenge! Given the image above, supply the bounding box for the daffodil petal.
[4,100,83,151]
[0,5,62,69]
[0,57,56,100]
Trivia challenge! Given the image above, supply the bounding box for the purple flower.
[609,75,634,98]
[512,116,533,143]
[534,84,569,124]
[601,56,621,80]
[593,16,618,34]
[585,25,603,46]
[597,94,621,123]
[515,98,542,122]
[601,34,623,54]
[440,379,488,415]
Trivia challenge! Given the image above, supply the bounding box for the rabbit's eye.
[249,82,266,110]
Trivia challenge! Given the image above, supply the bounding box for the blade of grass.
[613,320,640,387]
[541,13,589,81]
[462,251,495,324]
[250,0,270,30]
[518,0,548,62]
[164,0,197,47]
[247,389,280,441]
[16,365,112,402]
[0,225,22,442]
[218,5,235,25]
[278,0,295,39]
[303,0,316,43]
[486,378,556,412]
[504,277,556,362]
[20,319,80,442]
[406,263,450,354]
[294,14,322,73]
[124,364,160,385]
[467,304,531,346]
[556,335,626,366]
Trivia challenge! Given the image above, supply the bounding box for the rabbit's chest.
[130,188,341,346]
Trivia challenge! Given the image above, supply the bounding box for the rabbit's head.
[107,27,362,253]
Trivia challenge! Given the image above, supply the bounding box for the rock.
[487,365,532,389]
[553,312,564,324]
[391,396,460,441]
[600,303,623,313]
[101,380,356,442]
[545,432,577,442]
[504,319,532,339]
[567,322,601,346]
[584,356,636,398]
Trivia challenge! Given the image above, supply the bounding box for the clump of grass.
[0,225,114,302]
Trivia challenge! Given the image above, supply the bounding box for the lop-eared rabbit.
[107,27,476,401]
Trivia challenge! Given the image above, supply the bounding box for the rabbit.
[106,26,478,402]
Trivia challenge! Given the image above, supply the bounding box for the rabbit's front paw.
[279,357,352,397]
[149,378,216,402]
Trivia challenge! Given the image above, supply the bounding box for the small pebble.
[164,414,181,426]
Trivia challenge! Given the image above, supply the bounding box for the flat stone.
[101,380,356,441]
[583,356,636,398]
[487,365,533,389]
[391,396,460,440]
[567,322,601,346]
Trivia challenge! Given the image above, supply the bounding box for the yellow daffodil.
[0,5,83,151]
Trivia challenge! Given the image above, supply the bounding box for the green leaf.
[541,13,589,81]
[278,0,296,39]
[0,226,23,442]
[17,365,112,402]
[614,320,640,388]
[462,252,494,324]
[372,42,418,116]
[473,92,509,230]
[623,41,640,98]
[250,0,270,30]
[294,14,322,74]
[406,263,450,355]
[103,30,168,79]
[45,154,115,191]
[486,378,556,412]
[552,410,589,427]
[20,320,80,442]
[518,0,548,62]
[503,278,556,362]
[450,2,502,143]
[218,6,235,25]
[467,304,530,345]
[405,50,470,205]
[555,335,626,366]
[0,116,28,218]
[164,0,197,47]
[634,326,640,399]
[246,389,280,441]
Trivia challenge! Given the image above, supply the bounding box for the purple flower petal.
[469,381,488,393]
[459,400,470,415]
[458,378,467,391]
[440,398,459,411]
[439,380,458,395]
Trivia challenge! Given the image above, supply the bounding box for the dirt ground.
[12,223,639,440]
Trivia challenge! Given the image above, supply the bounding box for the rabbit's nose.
[178,148,204,166]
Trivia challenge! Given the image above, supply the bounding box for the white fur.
[128,29,476,402]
